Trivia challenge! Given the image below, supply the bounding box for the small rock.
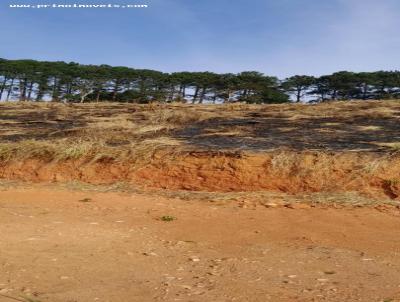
[285,203,311,210]
[143,252,157,256]
[264,202,280,208]
[189,256,200,262]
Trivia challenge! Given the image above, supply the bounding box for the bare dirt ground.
[1,185,400,302]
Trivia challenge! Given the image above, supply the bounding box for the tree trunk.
[19,78,27,101]
[362,83,368,100]
[112,80,120,101]
[199,87,206,104]
[296,87,301,102]
[96,90,101,103]
[80,90,92,103]
[36,82,45,102]
[27,81,34,101]
[192,86,200,104]
[36,90,43,102]
[224,90,233,103]
[139,78,146,95]
[52,78,60,101]
[0,76,8,101]
[178,85,183,98]
[6,78,14,101]
[169,85,175,102]
[331,90,337,100]
[212,93,217,104]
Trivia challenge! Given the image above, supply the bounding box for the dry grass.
[378,142,400,151]
[0,100,399,163]
[0,102,218,163]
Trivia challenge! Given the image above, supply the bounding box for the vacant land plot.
[0,101,400,302]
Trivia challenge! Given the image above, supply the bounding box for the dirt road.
[0,187,400,302]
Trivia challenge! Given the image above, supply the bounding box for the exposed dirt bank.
[1,151,400,199]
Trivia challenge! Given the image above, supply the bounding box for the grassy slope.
[0,100,399,199]
[0,100,399,161]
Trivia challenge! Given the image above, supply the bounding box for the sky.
[0,0,399,78]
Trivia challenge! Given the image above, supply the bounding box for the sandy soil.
[0,186,400,302]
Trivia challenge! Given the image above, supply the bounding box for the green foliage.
[282,75,315,102]
[1,57,400,104]
[160,215,176,222]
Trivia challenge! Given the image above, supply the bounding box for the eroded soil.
[1,151,400,200]
[0,186,400,302]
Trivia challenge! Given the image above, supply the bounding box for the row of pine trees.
[1,58,400,103]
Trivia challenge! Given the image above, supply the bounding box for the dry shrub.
[142,106,213,126]
[0,140,56,161]
[223,102,252,111]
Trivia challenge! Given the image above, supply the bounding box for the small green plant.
[58,143,91,160]
[160,215,176,222]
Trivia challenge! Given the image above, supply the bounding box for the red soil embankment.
[1,151,400,199]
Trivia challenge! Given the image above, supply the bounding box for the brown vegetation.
[0,100,400,200]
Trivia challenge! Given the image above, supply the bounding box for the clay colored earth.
[0,186,400,302]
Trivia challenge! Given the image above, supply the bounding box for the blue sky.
[1,0,399,78]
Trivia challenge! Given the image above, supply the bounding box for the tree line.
[1,58,399,104]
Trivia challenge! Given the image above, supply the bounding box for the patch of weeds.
[0,141,55,162]
[58,143,92,160]
[160,215,176,222]
[383,179,399,187]
[0,144,14,161]
[386,143,400,151]
[78,198,93,203]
